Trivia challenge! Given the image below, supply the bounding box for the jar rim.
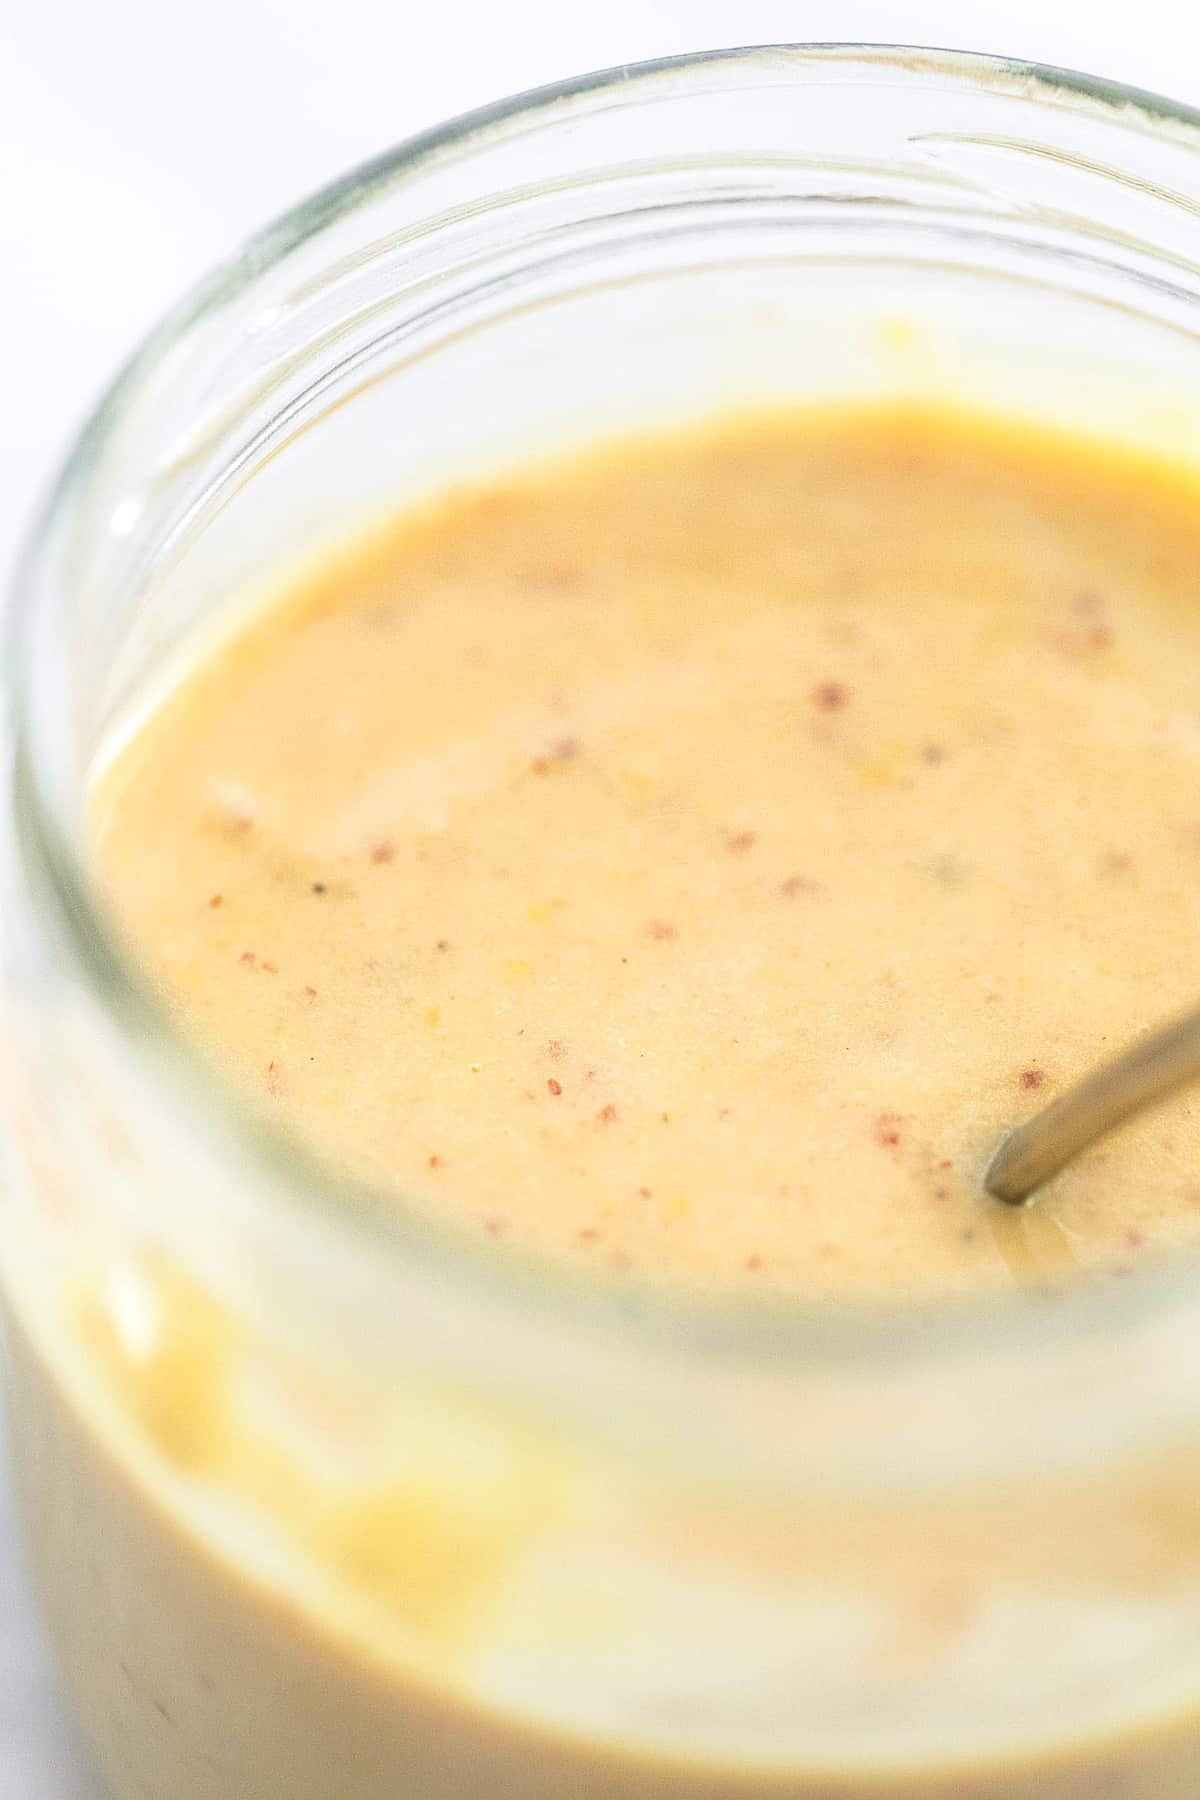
[11,38,1200,1375]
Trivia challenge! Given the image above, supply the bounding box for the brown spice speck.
[921,744,946,765]
[304,985,318,1000]
[1051,596,1114,659]
[596,1103,618,1124]
[813,681,849,711]
[311,882,327,895]
[638,1186,652,1199]
[745,1254,764,1272]
[1020,1068,1045,1091]
[647,919,678,941]
[484,1216,505,1236]
[208,893,223,909]
[524,564,582,594]
[547,1039,567,1060]
[369,841,395,865]
[874,1112,903,1149]
[929,854,968,887]
[428,1154,442,1170]
[781,874,821,898]
[531,737,580,776]
[436,938,450,952]
[261,961,279,975]
[239,951,257,968]
[1126,1229,1146,1249]
[547,1077,563,1097]
[577,1227,601,1243]
[726,830,757,853]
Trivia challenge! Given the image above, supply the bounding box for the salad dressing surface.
[97,406,1200,1297]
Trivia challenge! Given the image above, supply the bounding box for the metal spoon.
[985,1003,1200,1205]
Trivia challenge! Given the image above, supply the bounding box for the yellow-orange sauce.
[96,406,1200,1297]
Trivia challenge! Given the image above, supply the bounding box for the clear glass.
[7,41,1200,1799]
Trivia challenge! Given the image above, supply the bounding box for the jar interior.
[14,40,1200,1441]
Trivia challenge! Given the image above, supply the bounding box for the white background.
[3,2,1200,1793]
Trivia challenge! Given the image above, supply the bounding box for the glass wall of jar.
[7,45,1200,1799]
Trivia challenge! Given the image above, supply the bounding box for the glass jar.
[7,42,1200,1800]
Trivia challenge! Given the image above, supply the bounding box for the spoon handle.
[985,1003,1200,1205]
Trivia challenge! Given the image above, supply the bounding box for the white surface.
[4,1,1200,1792]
